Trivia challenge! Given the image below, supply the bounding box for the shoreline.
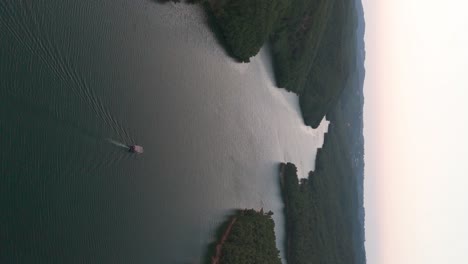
[211,216,237,264]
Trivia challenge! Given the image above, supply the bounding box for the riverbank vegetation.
[158,0,359,128]
[271,0,357,128]
[209,209,281,264]
[280,143,360,263]
[279,91,366,264]
[279,77,366,263]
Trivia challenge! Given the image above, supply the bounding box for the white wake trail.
[106,138,129,149]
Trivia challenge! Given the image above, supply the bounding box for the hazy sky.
[363,0,468,263]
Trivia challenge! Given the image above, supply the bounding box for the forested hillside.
[280,131,363,264]
[271,0,358,128]
[160,0,361,129]
[209,209,282,264]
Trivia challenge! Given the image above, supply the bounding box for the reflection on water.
[0,0,327,263]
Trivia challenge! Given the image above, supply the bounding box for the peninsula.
[158,0,360,128]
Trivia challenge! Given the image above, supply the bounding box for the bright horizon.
[363,0,468,263]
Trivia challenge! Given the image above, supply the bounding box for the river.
[0,1,328,262]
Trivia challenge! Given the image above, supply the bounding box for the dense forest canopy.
[161,0,361,128]
[280,134,361,264]
[214,209,282,264]
[208,0,288,62]
[279,80,366,264]
[271,0,358,128]
[209,0,358,128]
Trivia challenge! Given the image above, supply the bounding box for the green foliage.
[163,0,359,128]
[271,0,358,128]
[153,0,357,127]
[207,0,287,62]
[201,0,358,127]
[217,209,282,264]
[280,117,365,264]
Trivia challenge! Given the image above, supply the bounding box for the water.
[106,138,131,149]
[0,1,328,263]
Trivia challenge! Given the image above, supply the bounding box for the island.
[208,209,282,264]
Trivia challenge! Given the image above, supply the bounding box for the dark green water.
[0,0,328,262]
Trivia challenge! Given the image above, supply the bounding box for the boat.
[129,145,144,154]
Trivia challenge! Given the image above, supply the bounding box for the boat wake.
[106,138,129,149]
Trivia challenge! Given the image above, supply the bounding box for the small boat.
[129,145,144,154]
